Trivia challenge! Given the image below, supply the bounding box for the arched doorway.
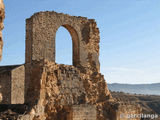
[55,25,79,66]
[56,26,72,65]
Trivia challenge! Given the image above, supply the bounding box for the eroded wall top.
[26,11,100,74]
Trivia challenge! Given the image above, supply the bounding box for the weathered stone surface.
[69,104,97,120]
[25,11,100,73]
[11,65,25,104]
[24,59,112,119]
[0,67,11,104]
[0,65,24,104]
[0,0,5,60]
[96,101,142,120]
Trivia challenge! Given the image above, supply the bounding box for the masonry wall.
[0,71,11,104]
[24,60,112,119]
[11,65,25,104]
[44,64,86,106]
[71,104,96,120]
[116,104,142,120]
[25,59,112,104]
[25,60,86,105]
[25,11,108,105]
[21,11,142,120]
[96,101,142,120]
[25,11,100,74]
[0,65,24,104]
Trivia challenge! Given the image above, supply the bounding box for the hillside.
[111,91,160,115]
[108,83,160,95]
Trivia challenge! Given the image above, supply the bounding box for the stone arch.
[25,11,101,103]
[55,24,80,66]
[25,11,100,72]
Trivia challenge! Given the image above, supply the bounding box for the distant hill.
[111,91,160,115]
[108,83,160,95]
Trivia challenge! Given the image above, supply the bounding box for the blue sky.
[1,0,160,84]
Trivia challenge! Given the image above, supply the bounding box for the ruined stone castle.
[0,1,141,120]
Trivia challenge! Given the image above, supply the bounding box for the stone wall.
[116,103,142,120]
[23,60,112,119]
[44,63,86,106]
[0,65,24,104]
[25,11,100,73]
[0,67,11,104]
[96,101,142,120]
[25,59,111,104]
[25,11,110,105]
[0,0,5,60]
[25,60,86,105]
[11,65,25,104]
[68,104,96,120]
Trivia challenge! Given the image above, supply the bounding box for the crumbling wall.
[23,11,142,120]
[44,63,86,106]
[0,0,5,60]
[115,103,142,120]
[0,65,24,104]
[81,72,112,104]
[68,104,96,120]
[23,60,112,120]
[25,11,108,104]
[0,70,11,104]
[96,101,142,120]
[25,11,100,73]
